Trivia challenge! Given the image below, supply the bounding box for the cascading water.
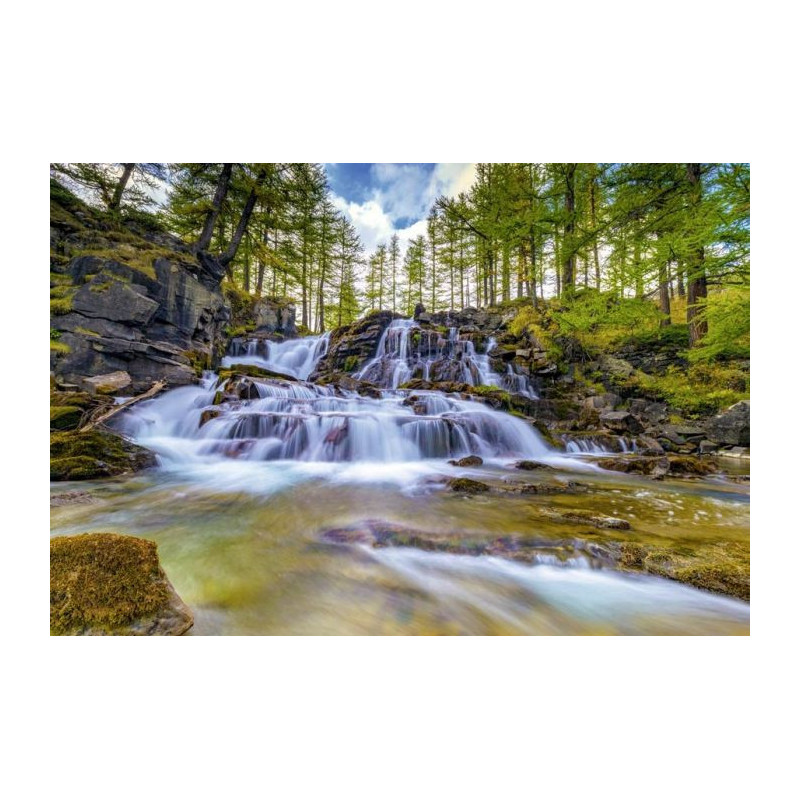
[222,332,331,380]
[63,321,749,635]
[355,319,536,397]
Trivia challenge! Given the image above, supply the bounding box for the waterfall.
[355,319,535,396]
[222,332,330,380]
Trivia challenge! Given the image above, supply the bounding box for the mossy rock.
[50,533,193,635]
[50,429,156,481]
[619,540,749,600]
[447,477,491,495]
[50,405,84,431]
[217,363,296,382]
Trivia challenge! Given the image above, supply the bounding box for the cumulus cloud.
[330,163,476,256]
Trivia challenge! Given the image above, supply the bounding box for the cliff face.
[50,187,232,394]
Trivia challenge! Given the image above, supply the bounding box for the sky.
[325,163,476,255]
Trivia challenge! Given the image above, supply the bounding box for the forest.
[50,162,750,360]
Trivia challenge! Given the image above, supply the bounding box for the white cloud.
[332,163,477,257]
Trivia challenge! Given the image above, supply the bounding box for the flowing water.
[50,324,750,635]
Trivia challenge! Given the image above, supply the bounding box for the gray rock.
[599,410,644,434]
[706,401,750,446]
[82,370,132,394]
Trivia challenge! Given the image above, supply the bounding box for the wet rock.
[448,455,484,467]
[447,478,491,494]
[706,401,750,446]
[599,410,644,434]
[50,491,95,507]
[199,408,221,426]
[699,439,717,454]
[666,455,716,477]
[514,460,555,471]
[539,508,631,530]
[50,533,193,635]
[596,455,670,479]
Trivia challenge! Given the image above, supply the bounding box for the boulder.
[50,533,193,635]
[597,456,670,479]
[50,429,157,481]
[706,401,750,446]
[82,370,132,395]
[599,410,644,434]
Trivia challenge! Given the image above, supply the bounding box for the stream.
[50,322,750,635]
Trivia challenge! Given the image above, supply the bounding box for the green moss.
[50,340,71,354]
[342,355,360,373]
[50,406,84,431]
[50,429,155,481]
[448,478,491,494]
[50,533,170,635]
[619,540,749,600]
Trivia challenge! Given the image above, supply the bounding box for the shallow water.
[50,456,749,635]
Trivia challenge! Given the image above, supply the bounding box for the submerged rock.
[50,533,193,635]
[538,508,632,530]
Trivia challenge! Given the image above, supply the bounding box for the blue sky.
[325,163,476,254]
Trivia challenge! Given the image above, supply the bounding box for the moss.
[50,340,71,354]
[50,405,84,431]
[50,533,170,635]
[183,349,210,376]
[217,364,294,382]
[342,355,360,373]
[448,478,491,494]
[619,540,749,601]
[50,429,155,481]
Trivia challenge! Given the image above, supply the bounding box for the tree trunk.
[109,163,135,211]
[686,163,708,346]
[219,170,265,268]
[590,176,601,289]
[562,164,576,292]
[197,163,233,252]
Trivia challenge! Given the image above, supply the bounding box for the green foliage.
[686,288,750,362]
[621,363,749,417]
[50,328,61,341]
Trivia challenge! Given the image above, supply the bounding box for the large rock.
[253,297,297,336]
[311,310,400,379]
[50,533,193,635]
[50,429,157,481]
[706,401,750,446]
[50,189,233,394]
[599,410,644,434]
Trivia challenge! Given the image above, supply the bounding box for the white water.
[117,326,551,469]
[221,332,331,380]
[355,319,537,397]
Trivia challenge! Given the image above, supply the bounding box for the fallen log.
[79,381,167,432]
